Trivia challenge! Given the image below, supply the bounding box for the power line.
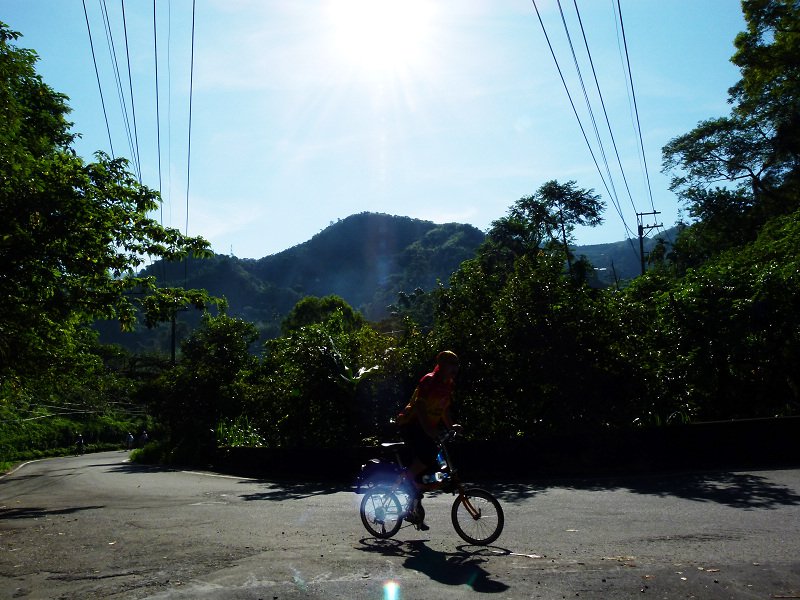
[80,2,200,282]
[529,0,638,249]
[554,0,627,231]
[528,0,614,207]
[571,0,638,215]
[82,0,115,158]
[120,0,142,184]
[616,0,656,215]
[98,0,140,180]
[185,0,196,240]
[184,0,197,287]
[153,0,163,220]
[167,0,173,227]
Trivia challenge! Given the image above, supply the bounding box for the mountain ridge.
[97,213,673,351]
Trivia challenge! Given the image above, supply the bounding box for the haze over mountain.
[96,212,672,352]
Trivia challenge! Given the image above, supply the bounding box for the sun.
[327,0,435,77]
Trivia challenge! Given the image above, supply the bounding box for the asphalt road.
[1,451,799,599]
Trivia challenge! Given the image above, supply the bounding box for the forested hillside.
[96,212,668,352]
[247,213,485,316]
[96,214,485,350]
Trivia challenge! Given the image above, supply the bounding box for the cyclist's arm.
[410,390,440,439]
[442,395,458,429]
[414,409,439,439]
[443,410,454,429]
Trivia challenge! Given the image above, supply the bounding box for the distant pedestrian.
[139,430,149,447]
[126,432,134,450]
[75,433,85,455]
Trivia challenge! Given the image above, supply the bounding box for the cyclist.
[396,350,462,530]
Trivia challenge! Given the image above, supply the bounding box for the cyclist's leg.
[399,423,428,486]
[399,423,436,530]
[400,423,428,529]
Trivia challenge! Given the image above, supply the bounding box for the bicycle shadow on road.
[356,537,510,593]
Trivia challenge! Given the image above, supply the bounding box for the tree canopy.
[0,22,214,396]
[663,0,800,262]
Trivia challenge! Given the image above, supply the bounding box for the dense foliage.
[0,23,214,465]
[2,1,799,466]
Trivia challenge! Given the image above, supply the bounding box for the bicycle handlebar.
[437,427,460,443]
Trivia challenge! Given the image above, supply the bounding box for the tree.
[430,187,617,439]
[662,116,780,199]
[662,0,800,252]
[534,180,604,273]
[731,0,800,168]
[0,23,214,382]
[619,207,800,422]
[653,1,800,423]
[250,312,415,449]
[152,314,259,457]
[281,295,364,335]
[482,180,603,275]
[665,187,758,270]
[385,287,439,330]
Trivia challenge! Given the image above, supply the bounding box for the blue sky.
[3,1,745,259]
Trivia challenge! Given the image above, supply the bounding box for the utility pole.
[637,211,662,276]
[171,313,177,366]
[170,304,191,366]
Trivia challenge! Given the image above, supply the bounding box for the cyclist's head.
[436,350,459,370]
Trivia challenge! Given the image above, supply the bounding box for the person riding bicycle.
[396,350,462,530]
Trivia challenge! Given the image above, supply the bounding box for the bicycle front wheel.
[451,488,504,546]
[360,488,403,539]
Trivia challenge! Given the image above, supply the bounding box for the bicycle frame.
[433,435,483,520]
[359,432,483,520]
[359,431,504,545]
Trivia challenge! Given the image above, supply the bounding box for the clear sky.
[3,1,746,259]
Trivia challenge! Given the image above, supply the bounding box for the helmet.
[436,350,459,367]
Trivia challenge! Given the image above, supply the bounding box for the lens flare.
[383,580,400,600]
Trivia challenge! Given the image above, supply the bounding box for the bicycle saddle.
[381,441,405,449]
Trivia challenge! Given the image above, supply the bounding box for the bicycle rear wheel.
[360,488,404,539]
[451,488,504,546]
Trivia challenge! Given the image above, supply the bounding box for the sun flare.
[328,0,435,76]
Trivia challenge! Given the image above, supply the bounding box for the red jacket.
[397,365,454,429]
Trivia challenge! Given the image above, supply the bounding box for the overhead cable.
[167,0,173,226]
[529,0,637,245]
[184,0,197,286]
[616,0,657,215]
[120,0,142,183]
[554,0,630,236]
[98,0,140,180]
[153,0,163,220]
[571,0,638,215]
[82,0,115,158]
